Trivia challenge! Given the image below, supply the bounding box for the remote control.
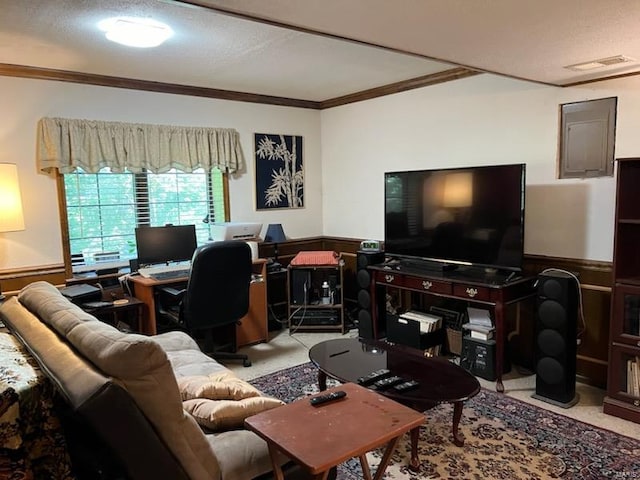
[357,368,391,386]
[309,390,347,406]
[373,376,404,390]
[394,380,419,392]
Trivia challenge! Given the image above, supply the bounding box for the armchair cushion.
[184,396,284,431]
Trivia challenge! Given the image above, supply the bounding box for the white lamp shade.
[0,163,26,232]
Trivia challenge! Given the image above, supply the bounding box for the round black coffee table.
[309,337,480,471]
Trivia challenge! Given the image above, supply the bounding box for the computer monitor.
[135,225,198,267]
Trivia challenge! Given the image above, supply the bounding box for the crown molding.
[0,63,479,109]
[0,63,322,109]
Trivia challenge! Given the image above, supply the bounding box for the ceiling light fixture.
[564,55,634,72]
[98,16,173,48]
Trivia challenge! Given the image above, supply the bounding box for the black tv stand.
[399,258,458,273]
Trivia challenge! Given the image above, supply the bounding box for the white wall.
[321,74,640,262]
[2,72,639,271]
[0,76,321,270]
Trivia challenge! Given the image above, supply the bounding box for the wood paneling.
[4,239,612,387]
[0,264,66,298]
[524,254,612,387]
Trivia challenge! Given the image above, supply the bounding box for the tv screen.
[384,164,525,272]
[135,224,198,267]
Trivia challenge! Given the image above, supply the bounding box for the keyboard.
[138,264,190,280]
[148,269,190,281]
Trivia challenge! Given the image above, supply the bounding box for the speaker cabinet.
[129,258,139,273]
[356,250,385,339]
[290,269,311,305]
[532,271,579,408]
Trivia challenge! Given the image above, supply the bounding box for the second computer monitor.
[135,224,197,267]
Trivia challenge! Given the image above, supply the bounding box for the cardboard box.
[446,328,462,355]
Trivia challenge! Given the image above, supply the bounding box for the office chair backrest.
[181,241,252,330]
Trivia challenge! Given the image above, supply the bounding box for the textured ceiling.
[0,0,455,102]
[198,0,640,86]
[1,0,639,105]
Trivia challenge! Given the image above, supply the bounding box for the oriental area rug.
[250,362,640,480]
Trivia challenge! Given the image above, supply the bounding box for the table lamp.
[264,223,286,270]
[0,163,26,300]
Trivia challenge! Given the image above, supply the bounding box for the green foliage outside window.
[64,167,225,269]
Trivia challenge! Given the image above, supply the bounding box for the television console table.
[367,264,537,393]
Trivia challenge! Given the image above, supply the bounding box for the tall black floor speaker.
[356,250,385,339]
[532,271,580,408]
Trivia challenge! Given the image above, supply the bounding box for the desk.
[368,265,536,392]
[245,382,424,480]
[129,259,268,346]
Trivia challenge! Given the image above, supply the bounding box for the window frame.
[56,170,230,278]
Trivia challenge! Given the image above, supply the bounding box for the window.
[62,167,227,272]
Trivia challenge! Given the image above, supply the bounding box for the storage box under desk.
[386,315,445,351]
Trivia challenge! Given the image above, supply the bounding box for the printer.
[210,222,263,241]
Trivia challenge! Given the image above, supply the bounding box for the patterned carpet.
[250,362,640,480]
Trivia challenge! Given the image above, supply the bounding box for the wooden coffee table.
[245,382,425,480]
[308,337,481,470]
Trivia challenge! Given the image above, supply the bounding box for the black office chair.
[158,241,253,367]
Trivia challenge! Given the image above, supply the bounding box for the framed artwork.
[254,133,304,210]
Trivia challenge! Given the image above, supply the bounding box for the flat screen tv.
[135,224,198,267]
[384,164,525,273]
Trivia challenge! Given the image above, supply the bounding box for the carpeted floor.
[250,362,640,480]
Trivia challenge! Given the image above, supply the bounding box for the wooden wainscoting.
[259,240,613,388]
[4,240,612,387]
[523,255,612,388]
[0,264,67,298]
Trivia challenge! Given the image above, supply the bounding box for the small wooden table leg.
[358,436,401,480]
[267,444,285,480]
[452,402,465,447]
[358,454,373,480]
[372,436,400,480]
[318,370,327,391]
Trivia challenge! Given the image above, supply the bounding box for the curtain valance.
[36,117,244,174]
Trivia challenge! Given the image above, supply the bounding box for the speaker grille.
[541,278,563,300]
[538,300,566,330]
[537,329,566,357]
[358,309,371,325]
[357,269,371,289]
[357,289,371,309]
[534,271,579,405]
[356,251,385,339]
[537,357,565,385]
